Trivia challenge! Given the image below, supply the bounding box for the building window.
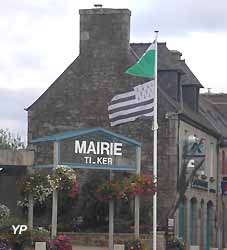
[206,201,213,250]
[178,199,185,240]
[190,198,198,245]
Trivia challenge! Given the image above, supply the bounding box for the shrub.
[168,238,186,250]
[124,239,148,250]
[47,234,72,250]
[0,204,10,220]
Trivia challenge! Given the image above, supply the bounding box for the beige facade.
[175,120,218,250]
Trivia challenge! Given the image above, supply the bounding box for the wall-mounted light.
[187,135,200,144]
[187,159,195,168]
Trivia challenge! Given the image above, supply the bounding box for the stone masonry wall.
[64,232,166,250]
[27,8,180,229]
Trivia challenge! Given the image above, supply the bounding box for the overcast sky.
[1,0,227,143]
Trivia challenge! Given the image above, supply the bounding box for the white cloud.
[163,32,227,93]
[0,88,44,141]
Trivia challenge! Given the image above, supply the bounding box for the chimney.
[79,8,131,56]
[171,50,182,61]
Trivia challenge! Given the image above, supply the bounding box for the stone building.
[200,93,227,249]
[26,7,222,250]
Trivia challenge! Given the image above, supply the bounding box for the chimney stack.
[79,8,131,56]
[171,50,182,61]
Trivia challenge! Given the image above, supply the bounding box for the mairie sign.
[75,140,122,165]
[32,128,141,172]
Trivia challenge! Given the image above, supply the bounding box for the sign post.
[51,141,60,238]
[31,128,142,247]
[134,146,141,238]
[28,166,34,229]
[109,171,114,250]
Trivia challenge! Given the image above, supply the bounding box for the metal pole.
[51,141,60,238]
[135,146,141,238]
[28,166,34,229]
[28,193,34,229]
[109,170,114,250]
[153,31,159,250]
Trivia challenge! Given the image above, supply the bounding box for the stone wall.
[64,232,166,250]
[27,8,181,229]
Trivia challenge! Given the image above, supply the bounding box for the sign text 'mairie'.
[75,141,122,156]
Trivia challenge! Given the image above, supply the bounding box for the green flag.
[126,42,155,78]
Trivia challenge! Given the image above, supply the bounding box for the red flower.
[68,182,80,198]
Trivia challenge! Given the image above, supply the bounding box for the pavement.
[73,245,108,250]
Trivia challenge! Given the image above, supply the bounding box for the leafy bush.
[124,239,148,250]
[0,239,10,250]
[0,128,24,150]
[0,225,50,250]
[0,204,10,221]
[18,167,79,216]
[168,238,186,250]
[96,174,156,201]
[47,234,72,250]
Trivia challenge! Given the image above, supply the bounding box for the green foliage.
[0,128,25,150]
[0,215,25,230]
[18,167,79,222]
[96,174,156,201]
[124,239,148,250]
[168,238,186,250]
[0,204,10,220]
[0,227,50,249]
[78,172,109,230]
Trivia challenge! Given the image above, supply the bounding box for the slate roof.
[130,43,203,87]
[158,87,219,137]
[200,94,227,138]
[130,42,181,71]
[130,43,217,136]
[178,60,203,87]
[181,102,220,137]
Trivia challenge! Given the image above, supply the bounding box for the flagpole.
[153,30,159,250]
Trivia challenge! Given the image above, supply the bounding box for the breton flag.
[108,81,154,126]
[125,41,155,79]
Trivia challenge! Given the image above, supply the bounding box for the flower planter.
[35,242,46,250]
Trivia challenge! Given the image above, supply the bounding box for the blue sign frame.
[32,127,141,172]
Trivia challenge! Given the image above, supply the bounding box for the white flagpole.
[153,30,159,250]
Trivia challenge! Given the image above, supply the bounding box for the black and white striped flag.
[108,81,154,126]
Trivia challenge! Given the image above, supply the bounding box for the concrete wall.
[0,149,34,214]
[0,149,34,166]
